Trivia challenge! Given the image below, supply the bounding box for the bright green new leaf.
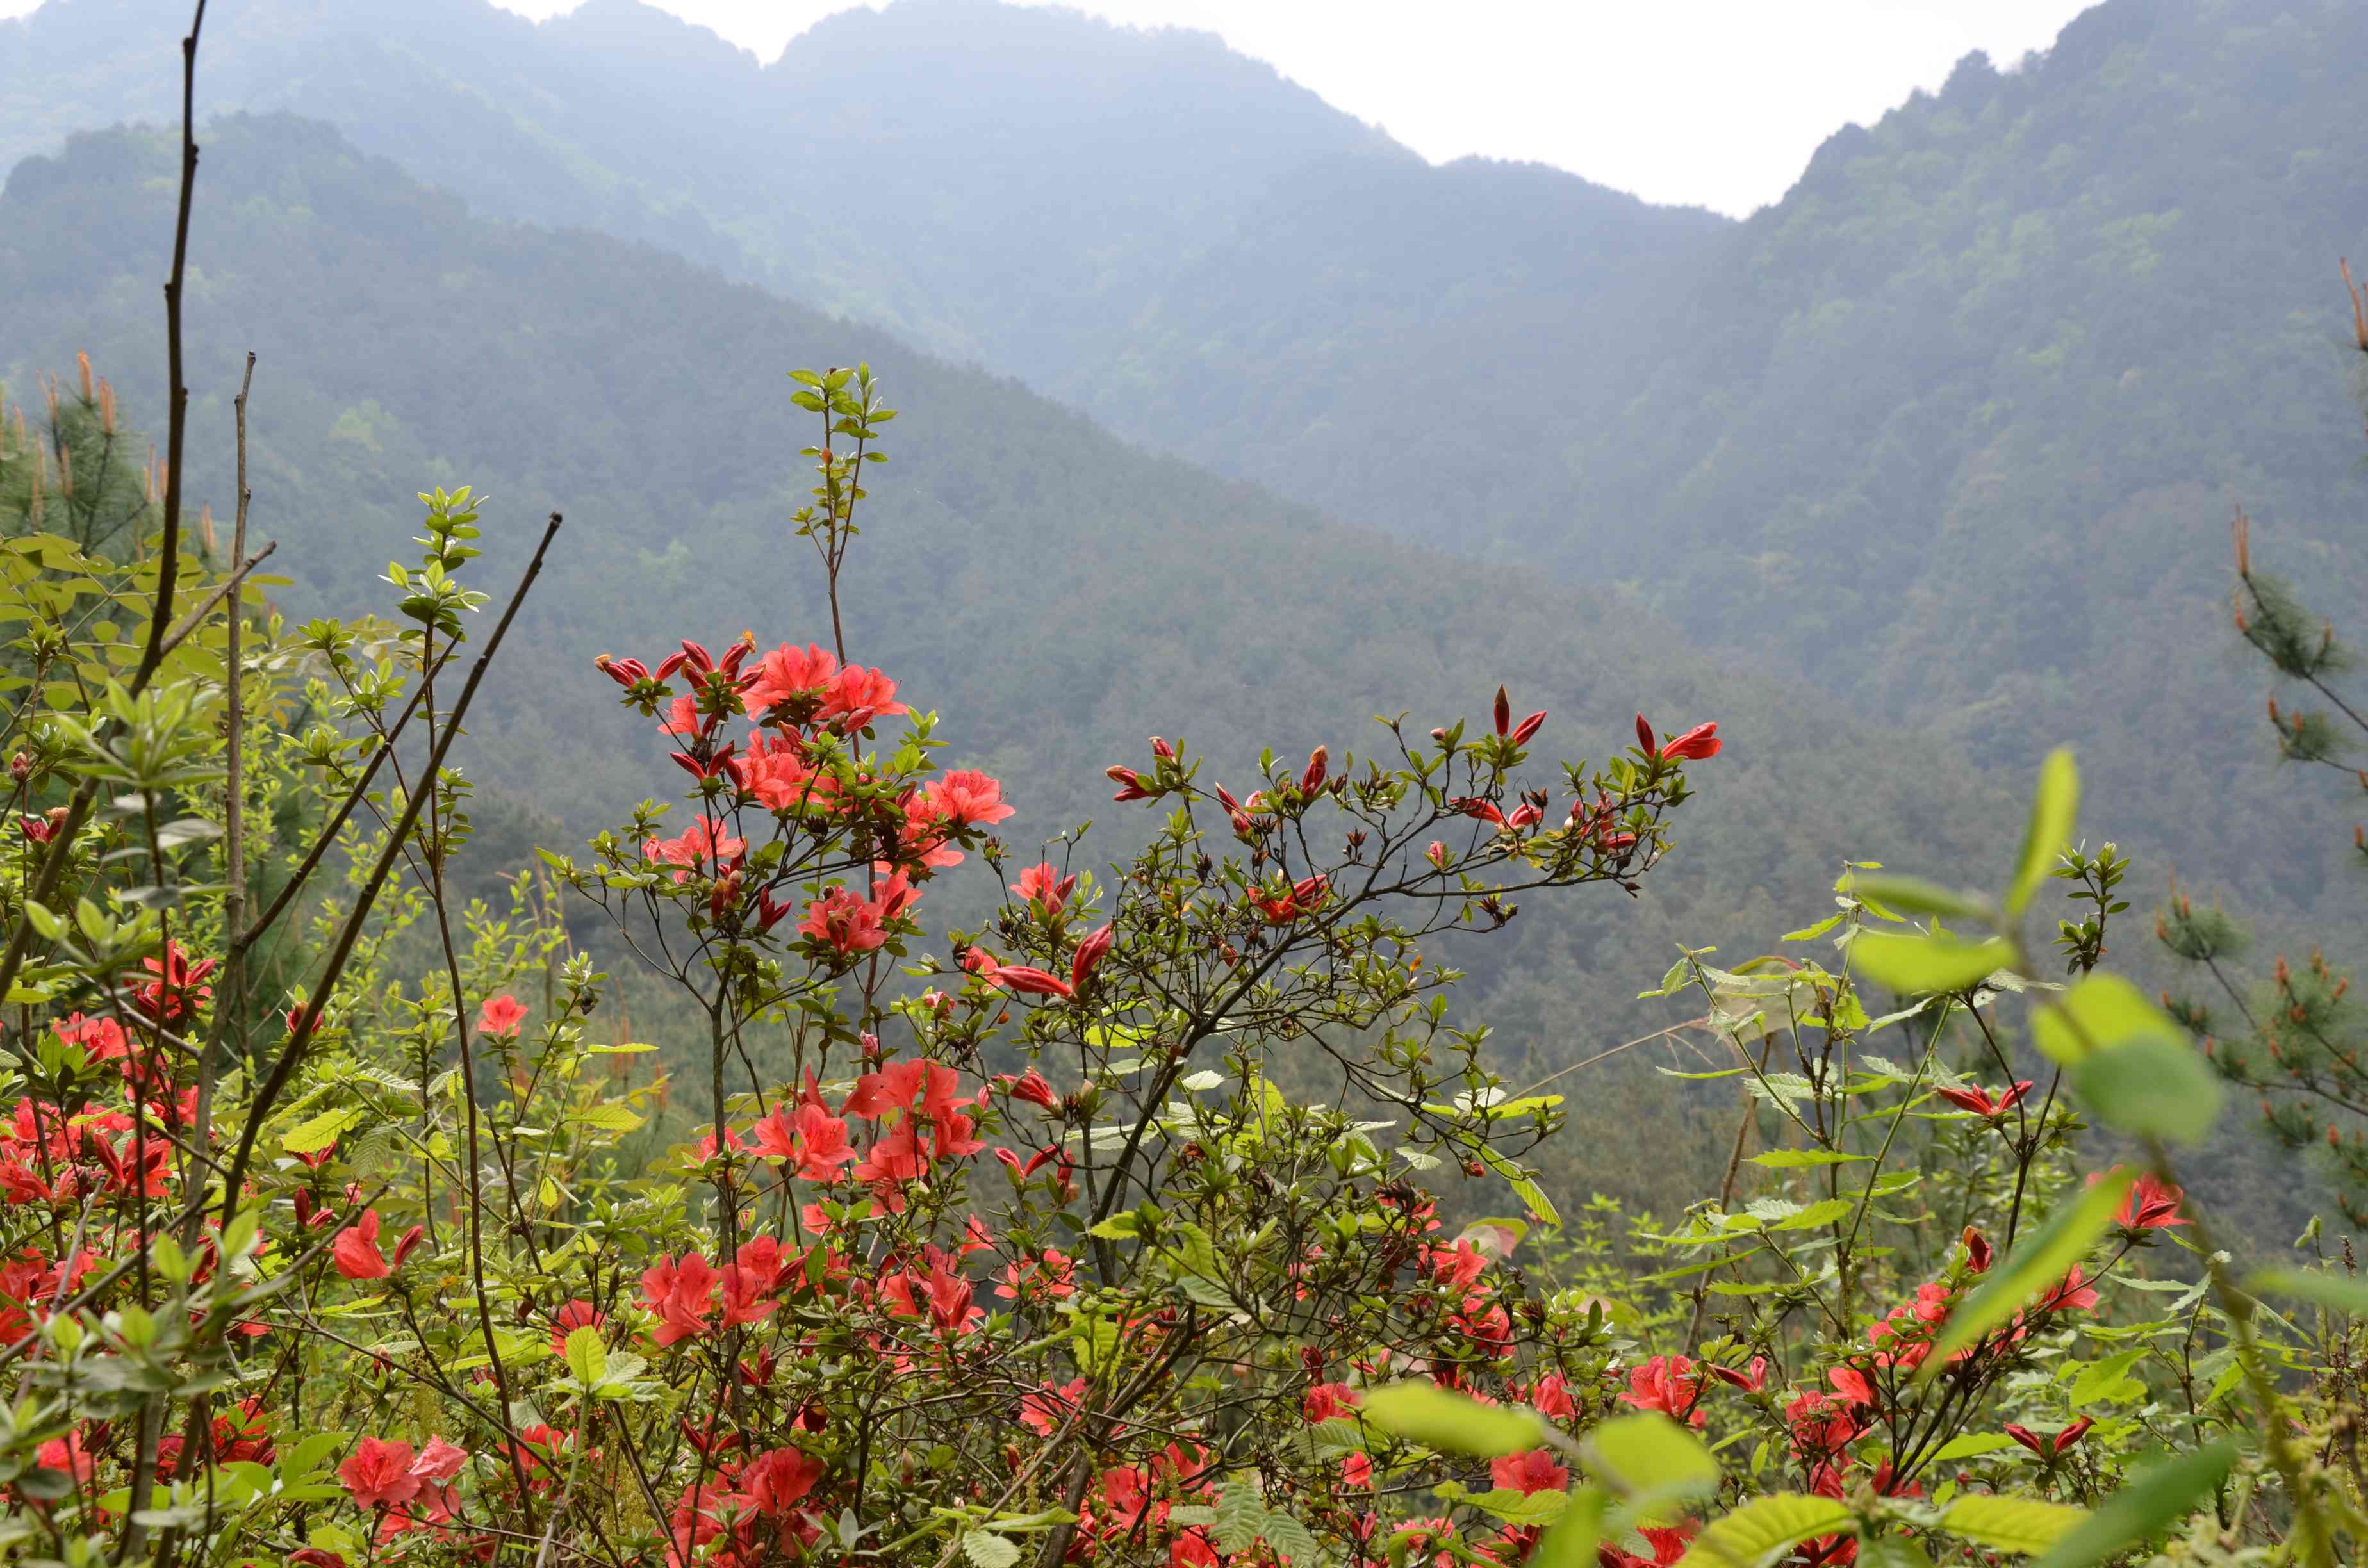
[1923,1168,2134,1374]
[2248,1267,2368,1316]
[2068,1346,2148,1407]
[1747,1150,1868,1169]
[961,1532,1022,1568]
[563,1326,606,1385]
[2006,749,2079,915]
[1677,1494,1855,1568]
[1360,1381,1545,1457]
[281,1106,363,1156]
[1943,1495,2089,1555]
[1852,931,2016,995]
[2069,1034,2222,1145]
[1848,874,1993,924]
[1530,1487,1607,1568]
[2026,1441,2236,1568]
[1583,1413,1719,1499]
[2030,974,2183,1065]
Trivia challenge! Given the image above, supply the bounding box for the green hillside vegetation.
[0,116,2027,1213]
[7,0,2363,947]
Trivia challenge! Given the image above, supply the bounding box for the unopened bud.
[6,753,26,783]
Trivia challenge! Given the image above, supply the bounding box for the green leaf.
[1213,1477,1265,1553]
[1360,1381,1544,1457]
[573,1103,644,1133]
[2069,1033,2222,1145]
[1584,1413,1718,1499]
[1857,1537,1937,1568]
[1942,1495,2088,1556]
[1747,1150,1868,1169]
[1923,1169,2134,1375]
[962,1531,1022,1568]
[2006,749,2079,915]
[1677,1494,1855,1568]
[2248,1267,2368,1316]
[1928,1433,2019,1461]
[2031,974,2182,1065]
[1531,1487,1607,1568]
[2068,1346,2148,1407]
[563,1327,606,1385]
[281,1106,361,1156]
[1852,931,2016,995]
[1848,875,1993,924]
[2026,1441,2237,1568]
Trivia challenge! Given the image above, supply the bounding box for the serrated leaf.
[1852,931,2016,995]
[2026,1441,2236,1568]
[563,1327,606,1385]
[962,1531,1022,1568]
[1677,1494,1855,1568]
[1942,1495,2087,1555]
[281,1106,361,1156]
[1361,1382,1543,1457]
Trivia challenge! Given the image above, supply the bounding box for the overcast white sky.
[3,0,2100,216]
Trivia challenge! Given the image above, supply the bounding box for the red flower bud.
[1149,735,1175,761]
[997,965,1076,1000]
[1493,685,1511,737]
[1301,746,1328,794]
[1070,924,1115,992]
[391,1224,426,1269]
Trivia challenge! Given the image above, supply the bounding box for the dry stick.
[217,510,564,1222]
[111,10,207,1558]
[138,0,207,684]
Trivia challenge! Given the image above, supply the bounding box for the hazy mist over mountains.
[4,0,2365,1209]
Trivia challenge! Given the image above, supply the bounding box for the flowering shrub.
[0,37,2360,1566]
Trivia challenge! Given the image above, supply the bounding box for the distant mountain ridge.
[0,114,2018,1208]
[7,0,2367,926]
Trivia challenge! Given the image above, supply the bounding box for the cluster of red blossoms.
[600,637,1019,960]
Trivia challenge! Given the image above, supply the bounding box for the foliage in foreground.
[0,356,2362,1568]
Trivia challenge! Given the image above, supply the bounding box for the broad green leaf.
[2026,1441,2237,1568]
[2068,1346,2148,1407]
[2006,750,2079,915]
[961,1532,1022,1568]
[1847,874,1993,923]
[1213,1477,1265,1553]
[281,1106,362,1156]
[1677,1494,1855,1568]
[1583,1413,1718,1498]
[1852,931,2016,995]
[1943,1495,2088,1555]
[2069,1034,2222,1145]
[1857,1537,1937,1568]
[1747,1150,1868,1169]
[573,1103,644,1133]
[1928,1433,2018,1461]
[2248,1267,2368,1316]
[1262,1507,1320,1564]
[2031,974,2183,1065]
[1923,1169,2134,1375]
[1531,1487,1607,1568]
[1360,1381,1544,1457]
[563,1327,606,1385]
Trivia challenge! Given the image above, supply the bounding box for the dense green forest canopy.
[6,0,2365,945]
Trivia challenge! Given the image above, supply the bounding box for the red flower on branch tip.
[1637,715,1722,761]
[476,994,527,1040]
[2096,1169,2188,1230]
[1934,1080,2034,1119]
[2004,1416,2093,1458]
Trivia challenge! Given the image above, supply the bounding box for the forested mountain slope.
[9,0,2360,933]
[0,118,2013,1205]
